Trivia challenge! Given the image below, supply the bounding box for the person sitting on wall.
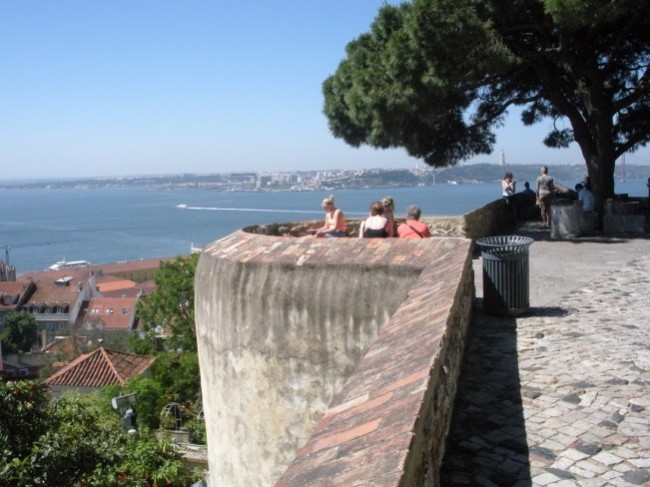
[517,181,538,220]
[522,181,535,197]
[359,201,389,238]
[397,205,431,239]
[575,183,596,212]
[309,195,347,237]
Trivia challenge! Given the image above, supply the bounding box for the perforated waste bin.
[477,235,534,317]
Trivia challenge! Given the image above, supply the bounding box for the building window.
[90,308,100,314]
[121,308,130,315]
[106,308,114,314]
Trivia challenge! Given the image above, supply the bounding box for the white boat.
[176,204,188,209]
[48,259,91,271]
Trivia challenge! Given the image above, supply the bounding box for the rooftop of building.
[44,346,155,388]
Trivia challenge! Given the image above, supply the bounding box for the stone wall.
[462,198,516,241]
[196,233,433,486]
[275,239,474,486]
[196,233,474,486]
[194,198,515,486]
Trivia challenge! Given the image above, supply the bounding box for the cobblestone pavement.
[441,234,650,486]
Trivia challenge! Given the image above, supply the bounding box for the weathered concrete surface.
[196,232,470,486]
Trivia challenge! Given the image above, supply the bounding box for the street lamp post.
[111,393,138,435]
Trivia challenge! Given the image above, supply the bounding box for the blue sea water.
[1,180,647,274]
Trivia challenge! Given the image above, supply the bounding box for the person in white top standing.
[502,172,516,197]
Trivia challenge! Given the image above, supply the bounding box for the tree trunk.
[584,152,616,226]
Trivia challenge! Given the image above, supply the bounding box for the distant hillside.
[328,164,645,189]
[1,164,645,191]
[432,163,646,186]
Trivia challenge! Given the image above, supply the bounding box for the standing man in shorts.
[536,165,555,228]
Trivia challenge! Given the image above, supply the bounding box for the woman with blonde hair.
[381,196,396,237]
[311,195,347,237]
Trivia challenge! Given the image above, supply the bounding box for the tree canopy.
[323,0,650,209]
[135,253,199,353]
[1,311,38,353]
[129,253,202,408]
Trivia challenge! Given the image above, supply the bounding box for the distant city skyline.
[2,1,649,181]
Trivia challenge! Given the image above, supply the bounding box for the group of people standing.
[310,195,430,239]
[502,166,555,226]
[502,166,596,228]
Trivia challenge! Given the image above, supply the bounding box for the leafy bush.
[0,380,200,487]
[1,311,38,353]
[186,419,206,445]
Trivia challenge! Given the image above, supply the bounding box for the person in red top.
[397,205,431,239]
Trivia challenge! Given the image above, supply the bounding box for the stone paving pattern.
[442,230,650,486]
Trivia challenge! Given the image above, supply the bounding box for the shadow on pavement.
[440,298,531,486]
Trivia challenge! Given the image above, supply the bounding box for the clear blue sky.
[2,1,649,180]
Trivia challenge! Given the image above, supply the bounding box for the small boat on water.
[176,204,188,209]
[48,259,91,271]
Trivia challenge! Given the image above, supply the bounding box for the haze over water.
[2,180,647,274]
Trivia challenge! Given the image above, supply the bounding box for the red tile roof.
[96,279,137,293]
[0,280,33,307]
[42,335,91,356]
[44,347,155,388]
[82,297,138,330]
[21,267,94,284]
[93,258,173,275]
[18,257,173,283]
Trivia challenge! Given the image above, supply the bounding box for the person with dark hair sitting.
[575,183,595,212]
[522,181,535,196]
[359,201,389,238]
[397,205,431,239]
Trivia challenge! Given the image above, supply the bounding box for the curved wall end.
[195,231,421,486]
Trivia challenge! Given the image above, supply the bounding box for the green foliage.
[129,328,159,355]
[0,380,51,459]
[98,378,166,431]
[152,351,201,405]
[1,310,38,353]
[0,380,199,487]
[59,388,121,432]
[0,383,115,486]
[136,253,200,352]
[122,376,166,430]
[126,254,202,438]
[186,419,206,445]
[99,362,199,432]
[324,0,650,206]
[88,435,194,487]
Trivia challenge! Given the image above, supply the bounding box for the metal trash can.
[477,235,534,317]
